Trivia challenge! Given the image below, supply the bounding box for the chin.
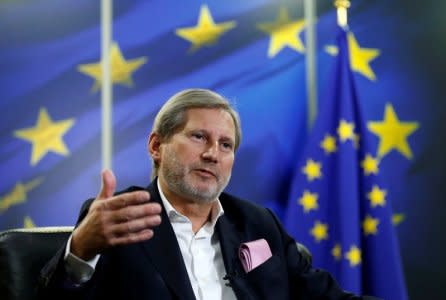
[189,185,220,202]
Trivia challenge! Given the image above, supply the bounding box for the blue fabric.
[284,28,407,299]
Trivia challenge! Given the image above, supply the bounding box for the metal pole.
[304,0,317,130]
[101,0,113,170]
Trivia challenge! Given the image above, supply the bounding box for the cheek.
[221,155,235,172]
[174,143,201,163]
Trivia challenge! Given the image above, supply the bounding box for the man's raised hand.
[71,169,162,260]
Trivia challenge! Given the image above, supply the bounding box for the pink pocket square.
[238,238,272,273]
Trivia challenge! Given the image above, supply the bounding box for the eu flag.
[0,1,308,229]
[284,27,408,299]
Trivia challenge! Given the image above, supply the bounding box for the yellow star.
[298,190,319,213]
[368,103,419,160]
[392,213,405,226]
[257,7,306,58]
[325,33,380,80]
[175,5,236,52]
[0,178,44,213]
[325,45,338,56]
[24,216,35,228]
[310,221,329,242]
[348,33,380,81]
[367,185,387,207]
[332,244,342,261]
[362,215,380,236]
[361,154,380,176]
[337,119,355,142]
[320,134,337,154]
[345,245,362,267]
[302,159,322,181]
[14,108,75,166]
[78,43,147,92]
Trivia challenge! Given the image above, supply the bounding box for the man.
[38,89,378,299]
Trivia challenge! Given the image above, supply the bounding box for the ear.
[148,132,162,163]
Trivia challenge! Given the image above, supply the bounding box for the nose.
[201,141,218,163]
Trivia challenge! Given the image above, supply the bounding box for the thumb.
[97,169,116,200]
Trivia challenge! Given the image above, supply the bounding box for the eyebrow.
[187,128,235,144]
[219,136,235,144]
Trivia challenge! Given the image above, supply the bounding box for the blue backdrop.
[1,0,444,298]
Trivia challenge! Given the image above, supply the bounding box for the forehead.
[183,108,235,137]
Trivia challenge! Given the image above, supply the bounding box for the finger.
[106,191,152,210]
[111,202,162,223]
[97,169,116,200]
[111,215,162,235]
[109,229,155,246]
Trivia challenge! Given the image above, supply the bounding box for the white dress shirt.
[64,181,237,300]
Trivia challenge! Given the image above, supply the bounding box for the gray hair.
[150,88,242,179]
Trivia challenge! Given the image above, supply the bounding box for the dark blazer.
[38,181,374,300]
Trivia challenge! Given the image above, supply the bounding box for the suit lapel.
[217,195,259,300]
[139,182,196,300]
[216,214,244,278]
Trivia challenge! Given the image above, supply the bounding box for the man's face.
[157,108,236,203]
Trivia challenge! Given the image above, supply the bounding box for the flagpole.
[334,0,350,28]
[304,0,317,131]
[101,0,113,170]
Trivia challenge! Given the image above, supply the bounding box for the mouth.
[194,168,217,179]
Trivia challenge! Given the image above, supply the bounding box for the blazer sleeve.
[37,198,96,300]
[37,186,145,299]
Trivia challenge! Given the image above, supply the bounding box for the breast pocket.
[240,255,289,299]
[243,254,281,283]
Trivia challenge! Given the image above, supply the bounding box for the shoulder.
[219,192,270,215]
[219,192,282,230]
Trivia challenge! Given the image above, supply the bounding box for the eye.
[221,142,234,151]
[191,132,205,140]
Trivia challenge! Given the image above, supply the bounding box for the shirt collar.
[156,179,224,227]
